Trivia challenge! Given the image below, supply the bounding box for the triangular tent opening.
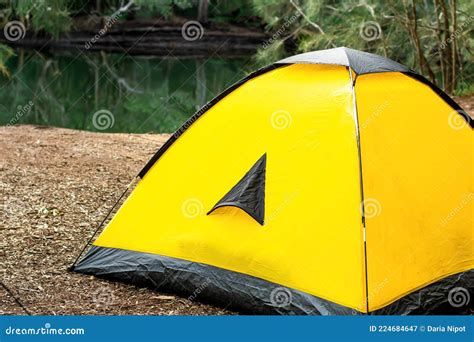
[207,153,266,225]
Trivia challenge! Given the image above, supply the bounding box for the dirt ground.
[455,95,474,119]
[0,95,472,315]
[0,126,231,315]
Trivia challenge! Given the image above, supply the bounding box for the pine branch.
[289,0,325,35]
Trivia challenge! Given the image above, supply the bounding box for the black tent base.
[73,246,473,315]
[372,270,473,315]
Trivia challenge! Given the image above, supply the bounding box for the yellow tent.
[73,48,473,315]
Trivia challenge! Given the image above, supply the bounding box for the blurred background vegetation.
[0,0,472,132]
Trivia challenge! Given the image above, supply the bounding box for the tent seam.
[348,67,370,314]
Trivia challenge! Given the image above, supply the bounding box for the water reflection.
[0,50,252,133]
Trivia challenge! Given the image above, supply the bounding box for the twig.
[113,0,135,18]
[289,0,325,34]
[0,281,31,315]
[100,52,143,94]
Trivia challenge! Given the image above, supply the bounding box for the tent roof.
[276,47,411,75]
[137,48,471,179]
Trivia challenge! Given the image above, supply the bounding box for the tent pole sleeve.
[348,67,369,313]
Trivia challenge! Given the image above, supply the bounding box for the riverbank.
[0,16,267,57]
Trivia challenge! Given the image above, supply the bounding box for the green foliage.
[254,39,285,66]
[252,0,294,28]
[0,0,471,94]
[133,0,193,19]
[208,0,256,25]
[252,0,473,94]
[10,0,72,38]
[0,43,14,76]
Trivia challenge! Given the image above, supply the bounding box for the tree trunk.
[439,0,452,91]
[197,0,209,23]
[404,0,436,82]
[433,0,445,89]
[450,0,457,93]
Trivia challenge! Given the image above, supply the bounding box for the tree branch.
[289,0,325,35]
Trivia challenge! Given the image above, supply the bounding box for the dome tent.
[71,47,473,315]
